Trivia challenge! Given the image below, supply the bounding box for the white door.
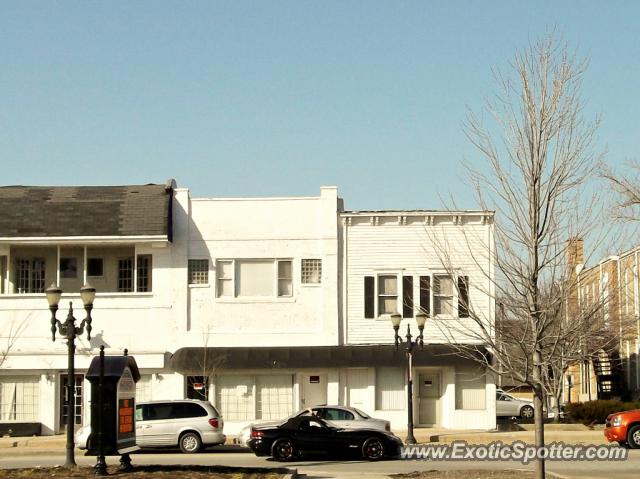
[347,369,369,410]
[301,373,327,408]
[418,372,441,425]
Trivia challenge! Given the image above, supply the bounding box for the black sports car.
[247,415,403,461]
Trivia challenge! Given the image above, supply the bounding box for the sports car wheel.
[179,432,202,453]
[362,437,384,460]
[271,438,296,461]
[627,425,640,449]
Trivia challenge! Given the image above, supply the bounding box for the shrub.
[566,400,640,425]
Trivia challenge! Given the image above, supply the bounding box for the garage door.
[256,375,293,420]
[215,375,255,421]
[347,369,369,409]
[215,374,294,421]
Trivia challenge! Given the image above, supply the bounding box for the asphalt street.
[1,449,639,479]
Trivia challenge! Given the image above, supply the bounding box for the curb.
[0,462,300,478]
[0,447,83,457]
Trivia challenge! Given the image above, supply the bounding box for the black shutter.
[419,276,430,316]
[402,276,414,318]
[458,275,469,318]
[364,276,375,318]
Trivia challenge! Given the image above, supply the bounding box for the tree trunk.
[532,353,546,479]
[552,391,562,423]
[533,390,546,478]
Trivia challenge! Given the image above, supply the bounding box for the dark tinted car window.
[172,403,207,419]
[145,404,173,421]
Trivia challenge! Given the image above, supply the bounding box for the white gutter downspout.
[342,216,349,345]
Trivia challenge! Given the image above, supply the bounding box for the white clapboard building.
[0,181,495,436]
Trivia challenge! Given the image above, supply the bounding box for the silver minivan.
[76,399,225,453]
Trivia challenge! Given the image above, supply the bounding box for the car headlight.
[612,416,622,427]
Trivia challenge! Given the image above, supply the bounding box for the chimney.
[566,237,584,275]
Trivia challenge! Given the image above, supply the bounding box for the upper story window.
[216,260,233,296]
[433,275,453,315]
[59,258,78,279]
[136,255,152,293]
[118,258,134,292]
[3,246,152,295]
[15,258,46,294]
[87,258,104,278]
[216,259,293,298]
[188,259,209,285]
[301,259,322,284]
[364,272,469,319]
[378,275,397,315]
[118,255,152,293]
[277,260,293,296]
[0,256,6,294]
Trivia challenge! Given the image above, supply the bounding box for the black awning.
[169,344,488,374]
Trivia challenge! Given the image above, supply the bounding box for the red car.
[604,409,640,448]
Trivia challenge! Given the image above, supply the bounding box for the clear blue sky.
[1,1,638,210]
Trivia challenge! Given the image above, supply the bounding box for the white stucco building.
[0,181,495,436]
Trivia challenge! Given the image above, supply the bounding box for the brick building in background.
[564,239,640,403]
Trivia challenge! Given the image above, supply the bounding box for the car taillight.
[251,429,264,438]
[208,418,219,429]
[385,423,391,432]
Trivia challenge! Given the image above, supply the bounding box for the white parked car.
[496,389,534,420]
[75,399,225,453]
[236,405,391,447]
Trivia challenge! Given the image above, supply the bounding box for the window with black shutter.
[364,276,375,318]
[458,275,469,318]
[419,276,430,316]
[403,276,413,318]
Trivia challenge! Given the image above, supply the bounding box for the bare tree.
[0,319,27,369]
[497,275,625,423]
[428,35,607,479]
[602,160,640,221]
[185,324,227,401]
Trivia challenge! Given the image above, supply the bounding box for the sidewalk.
[0,424,608,457]
[398,423,607,445]
[0,434,69,456]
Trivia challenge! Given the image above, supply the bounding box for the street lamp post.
[391,312,427,445]
[46,283,96,468]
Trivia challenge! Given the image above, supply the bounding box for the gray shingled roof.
[0,183,172,238]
